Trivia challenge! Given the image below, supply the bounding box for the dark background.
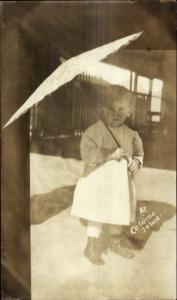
[1,1,176,299]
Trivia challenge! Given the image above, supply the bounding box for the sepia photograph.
[1,1,176,300]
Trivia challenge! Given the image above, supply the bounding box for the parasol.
[3,31,143,128]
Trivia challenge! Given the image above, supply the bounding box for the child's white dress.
[71,120,144,225]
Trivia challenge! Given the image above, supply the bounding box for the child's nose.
[113,109,122,117]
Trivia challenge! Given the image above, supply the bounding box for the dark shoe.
[110,235,135,259]
[84,237,105,265]
[119,232,143,251]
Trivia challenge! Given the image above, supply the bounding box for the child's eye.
[106,107,114,113]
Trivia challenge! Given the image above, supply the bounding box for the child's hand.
[108,148,128,161]
[128,159,139,173]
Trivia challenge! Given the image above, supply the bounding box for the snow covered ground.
[30,154,176,300]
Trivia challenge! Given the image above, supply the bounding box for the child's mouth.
[113,118,121,121]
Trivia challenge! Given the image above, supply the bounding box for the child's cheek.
[104,111,112,124]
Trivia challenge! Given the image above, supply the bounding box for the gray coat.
[80,120,144,176]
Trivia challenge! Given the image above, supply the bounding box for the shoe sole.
[84,251,105,265]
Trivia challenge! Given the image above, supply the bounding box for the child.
[71,85,144,264]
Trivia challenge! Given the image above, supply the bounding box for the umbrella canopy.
[3,31,142,128]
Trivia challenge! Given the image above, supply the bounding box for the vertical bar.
[132,73,138,127]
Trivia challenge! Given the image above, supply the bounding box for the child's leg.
[87,221,103,238]
[84,221,104,265]
[108,224,134,259]
[109,225,122,235]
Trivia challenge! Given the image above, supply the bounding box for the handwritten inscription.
[131,207,161,234]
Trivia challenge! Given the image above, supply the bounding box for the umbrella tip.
[137,31,143,36]
[2,117,14,129]
[2,122,9,129]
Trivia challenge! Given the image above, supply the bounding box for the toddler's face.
[103,94,130,128]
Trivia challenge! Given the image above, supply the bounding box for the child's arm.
[80,133,113,166]
[81,133,126,167]
[128,131,144,172]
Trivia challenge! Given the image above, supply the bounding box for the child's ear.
[127,108,131,117]
[98,107,104,119]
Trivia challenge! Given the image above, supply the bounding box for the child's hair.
[98,85,131,109]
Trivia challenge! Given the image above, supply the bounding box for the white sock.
[87,221,102,238]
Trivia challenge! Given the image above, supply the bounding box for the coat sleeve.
[80,133,113,166]
[132,131,144,167]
